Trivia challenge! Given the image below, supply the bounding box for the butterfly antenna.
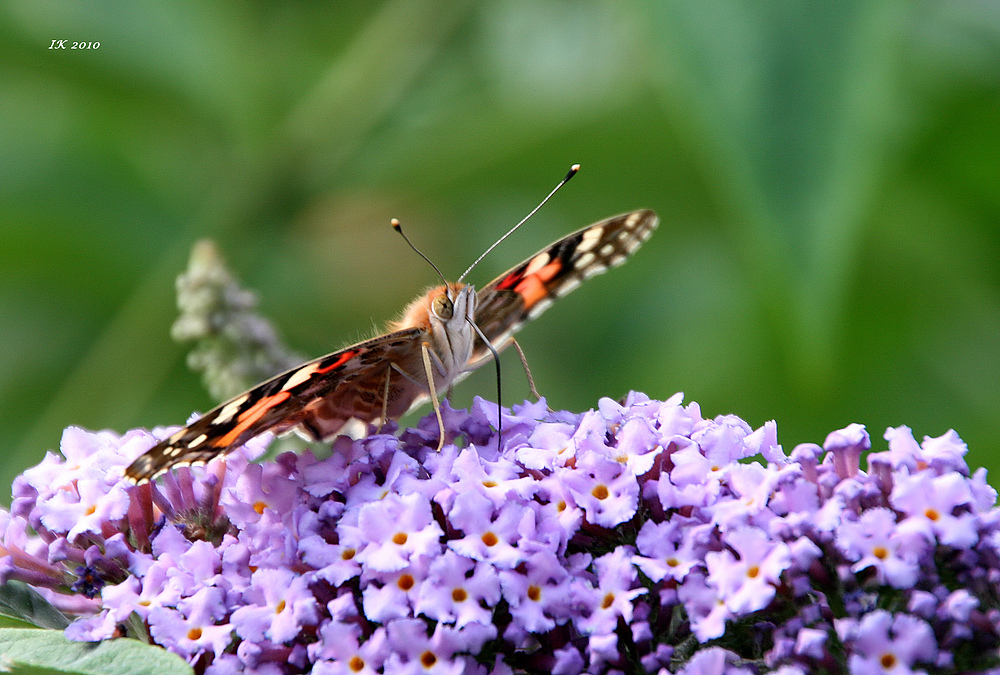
[457,163,580,283]
[392,218,449,289]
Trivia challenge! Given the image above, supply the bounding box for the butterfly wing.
[125,327,427,483]
[471,209,658,360]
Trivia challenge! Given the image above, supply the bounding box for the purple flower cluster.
[2,393,1000,674]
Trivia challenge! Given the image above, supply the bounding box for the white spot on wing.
[215,394,249,424]
[575,226,604,253]
[188,434,208,448]
[282,363,319,391]
[599,243,615,257]
[555,276,582,297]
[528,297,554,319]
[340,418,367,440]
[524,252,551,276]
[575,251,596,270]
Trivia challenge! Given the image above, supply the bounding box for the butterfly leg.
[469,336,547,409]
[377,367,391,433]
[420,342,446,451]
[509,337,545,403]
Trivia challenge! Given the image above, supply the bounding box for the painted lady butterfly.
[125,195,657,483]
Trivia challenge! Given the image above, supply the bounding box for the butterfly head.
[435,283,475,319]
[393,282,476,333]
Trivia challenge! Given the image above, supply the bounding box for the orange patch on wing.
[217,391,292,447]
[534,260,563,283]
[317,349,358,373]
[514,261,562,309]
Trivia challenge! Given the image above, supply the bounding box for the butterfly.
[124,208,658,483]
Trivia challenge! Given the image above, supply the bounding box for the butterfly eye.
[432,293,454,320]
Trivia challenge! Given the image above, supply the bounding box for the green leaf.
[0,629,192,675]
[122,612,149,644]
[0,615,38,629]
[0,582,70,630]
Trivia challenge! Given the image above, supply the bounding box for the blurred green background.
[2,1,999,493]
